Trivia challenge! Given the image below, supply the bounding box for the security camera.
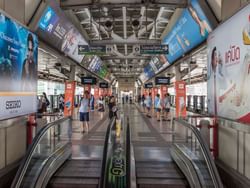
[131,19,140,31]
[104,20,113,32]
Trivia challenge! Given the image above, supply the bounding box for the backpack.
[46,98,50,107]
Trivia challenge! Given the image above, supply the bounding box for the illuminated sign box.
[144,83,153,88]
[99,82,109,88]
[155,77,170,85]
[81,77,97,85]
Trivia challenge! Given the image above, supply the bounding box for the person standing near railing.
[154,93,161,121]
[145,93,152,118]
[79,91,90,133]
[162,93,171,121]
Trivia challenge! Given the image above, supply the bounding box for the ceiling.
[59,0,188,87]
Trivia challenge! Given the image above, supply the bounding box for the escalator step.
[47,177,99,188]
[137,170,185,179]
[137,178,188,188]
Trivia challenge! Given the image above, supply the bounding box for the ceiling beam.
[101,56,151,60]
[60,0,187,9]
[90,39,161,45]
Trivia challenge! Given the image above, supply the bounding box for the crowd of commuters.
[138,92,171,121]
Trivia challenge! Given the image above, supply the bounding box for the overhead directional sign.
[78,45,106,55]
[140,44,169,54]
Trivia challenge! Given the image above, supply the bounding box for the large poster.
[175,81,186,117]
[64,81,76,116]
[162,0,213,64]
[0,12,38,120]
[37,1,87,63]
[207,4,250,123]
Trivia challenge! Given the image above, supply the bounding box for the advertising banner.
[175,81,186,117]
[139,56,170,83]
[84,85,91,93]
[0,12,38,120]
[94,86,99,99]
[99,88,104,96]
[37,1,87,63]
[64,81,76,116]
[207,4,250,123]
[160,86,168,99]
[162,0,213,64]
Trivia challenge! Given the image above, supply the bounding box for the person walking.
[90,94,95,111]
[41,92,49,113]
[154,94,161,121]
[79,91,90,133]
[145,93,152,118]
[108,96,117,119]
[59,94,64,115]
[162,93,171,121]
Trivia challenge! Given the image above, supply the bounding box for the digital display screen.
[81,77,97,85]
[144,82,153,88]
[99,82,109,88]
[0,12,38,120]
[155,77,170,85]
[37,1,87,63]
[162,0,213,64]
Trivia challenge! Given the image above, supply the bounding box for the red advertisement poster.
[175,81,186,117]
[152,87,158,101]
[108,88,112,96]
[94,86,99,99]
[64,81,76,116]
[160,86,168,99]
[99,88,104,96]
[84,85,91,92]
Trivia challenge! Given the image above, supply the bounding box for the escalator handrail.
[174,118,224,188]
[11,116,71,188]
[127,117,137,188]
[99,117,116,188]
[126,117,130,188]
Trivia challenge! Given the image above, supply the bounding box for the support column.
[69,65,76,81]
[175,64,181,81]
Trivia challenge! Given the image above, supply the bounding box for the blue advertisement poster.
[0,12,38,120]
[37,1,87,64]
[162,0,212,64]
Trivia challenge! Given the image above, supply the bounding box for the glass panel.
[20,118,71,187]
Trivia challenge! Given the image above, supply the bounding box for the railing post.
[213,118,219,159]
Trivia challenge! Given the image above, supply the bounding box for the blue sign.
[39,6,58,32]
[162,0,212,64]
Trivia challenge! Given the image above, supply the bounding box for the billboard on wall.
[0,12,38,120]
[162,0,213,64]
[207,4,250,122]
[36,1,87,63]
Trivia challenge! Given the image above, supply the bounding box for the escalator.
[47,159,102,188]
[11,117,118,188]
[127,106,223,188]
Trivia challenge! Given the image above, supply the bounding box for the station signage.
[144,82,153,88]
[81,77,97,85]
[78,45,106,55]
[99,82,109,88]
[140,44,169,54]
[155,77,170,85]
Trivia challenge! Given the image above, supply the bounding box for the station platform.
[9,103,227,188]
